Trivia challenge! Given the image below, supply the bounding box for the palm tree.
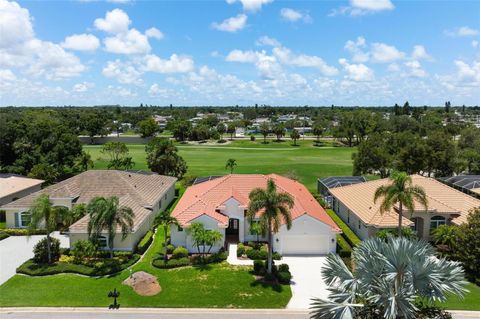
[374,171,428,237]
[310,237,467,319]
[290,129,300,146]
[75,151,94,172]
[247,179,294,274]
[432,224,458,251]
[28,194,64,263]
[154,209,179,263]
[225,158,237,174]
[87,196,134,258]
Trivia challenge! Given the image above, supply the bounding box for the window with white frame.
[19,211,31,227]
[430,216,446,230]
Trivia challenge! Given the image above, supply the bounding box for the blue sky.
[0,0,479,106]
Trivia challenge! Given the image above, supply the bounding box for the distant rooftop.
[318,176,367,190]
[439,175,480,198]
[0,174,44,199]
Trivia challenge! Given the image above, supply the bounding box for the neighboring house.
[171,174,340,255]
[1,170,176,251]
[328,174,480,240]
[439,175,480,200]
[0,174,44,207]
[317,176,367,207]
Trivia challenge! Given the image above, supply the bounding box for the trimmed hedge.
[0,232,9,241]
[152,257,190,269]
[237,243,246,257]
[326,209,361,247]
[152,251,228,269]
[136,230,153,254]
[172,246,188,259]
[336,234,352,257]
[277,271,292,284]
[17,254,140,277]
[3,228,47,236]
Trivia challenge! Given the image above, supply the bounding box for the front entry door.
[226,218,239,242]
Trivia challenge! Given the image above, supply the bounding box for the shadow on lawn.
[250,279,285,293]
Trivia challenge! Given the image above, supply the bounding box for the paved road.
[1,308,478,319]
[0,232,69,285]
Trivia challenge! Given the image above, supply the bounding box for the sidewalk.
[226,244,253,266]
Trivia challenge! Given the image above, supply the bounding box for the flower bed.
[151,245,228,269]
[237,242,282,260]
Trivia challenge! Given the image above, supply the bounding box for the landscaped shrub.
[326,209,361,247]
[277,271,292,284]
[152,257,191,269]
[272,252,281,260]
[33,237,61,263]
[253,260,266,275]
[278,264,289,272]
[376,228,417,241]
[166,244,175,254]
[0,232,9,241]
[136,230,153,254]
[71,240,98,262]
[246,248,267,260]
[250,135,256,141]
[337,235,352,257]
[59,255,75,263]
[3,228,47,236]
[237,243,245,257]
[172,246,188,259]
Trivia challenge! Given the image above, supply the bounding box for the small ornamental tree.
[145,138,187,178]
[290,129,300,146]
[259,122,269,144]
[137,118,158,138]
[187,222,223,259]
[225,158,237,174]
[454,208,480,282]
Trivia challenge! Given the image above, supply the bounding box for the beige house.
[0,174,44,207]
[1,170,176,251]
[329,175,480,240]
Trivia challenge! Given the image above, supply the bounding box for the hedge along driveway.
[0,232,69,285]
[0,227,292,308]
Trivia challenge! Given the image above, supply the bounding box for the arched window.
[430,216,446,230]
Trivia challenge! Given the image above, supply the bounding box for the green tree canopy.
[145,138,187,178]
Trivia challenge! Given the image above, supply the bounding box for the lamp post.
[108,288,120,309]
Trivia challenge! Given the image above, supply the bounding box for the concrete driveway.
[282,256,330,310]
[0,232,69,285]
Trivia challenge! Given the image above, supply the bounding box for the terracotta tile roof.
[0,175,43,199]
[329,174,480,227]
[2,170,177,232]
[172,174,340,231]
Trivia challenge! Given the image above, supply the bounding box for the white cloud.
[0,0,34,49]
[102,59,143,85]
[411,45,430,60]
[339,58,374,81]
[145,27,164,40]
[226,0,273,13]
[344,36,369,62]
[226,49,260,63]
[280,8,312,23]
[404,60,427,78]
[148,83,170,96]
[454,60,480,83]
[273,46,338,76]
[211,14,248,32]
[106,0,132,3]
[104,28,151,54]
[472,40,479,48]
[370,43,405,63]
[0,69,16,81]
[256,36,280,47]
[445,26,479,37]
[72,81,94,92]
[330,0,394,16]
[94,8,131,34]
[141,54,194,73]
[61,34,100,52]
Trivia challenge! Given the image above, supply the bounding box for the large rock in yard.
[122,271,161,296]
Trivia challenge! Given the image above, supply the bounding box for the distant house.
[328,174,480,240]
[317,176,367,206]
[171,174,340,255]
[439,175,480,199]
[0,174,44,207]
[1,170,176,251]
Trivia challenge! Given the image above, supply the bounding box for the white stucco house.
[171,174,340,255]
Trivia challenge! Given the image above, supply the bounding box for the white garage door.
[282,235,329,255]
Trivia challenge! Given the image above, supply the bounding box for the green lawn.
[0,222,5,229]
[0,225,291,308]
[84,139,355,192]
[441,282,480,311]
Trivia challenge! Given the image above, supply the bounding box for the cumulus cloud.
[411,45,430,60]
[339,58,374,81]
[344,36,369,62]
[330,0,394,16]
[226,0,273,13]
[94,8,131,34]
[211,14,248,32]
[0,69,16,81]
[280,8,312,23]
[445,26,479,37]
[145,27,164,39]
[61,34,100,52]
[404,60,427,78]
[102,59,143,85]
[141,54,194,73]
[370,43,405,63]
[0,0,85,80]
[256,36,280,47]
[72,81,94,92]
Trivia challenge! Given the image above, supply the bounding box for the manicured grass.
[441,282,480,310]
[0,192,291,308]
[0,222,5,229]
[84,140,355,192]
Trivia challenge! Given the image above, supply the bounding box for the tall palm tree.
[154,209,179,263]
[87,196,134,258]
[247,179,294,274]
[374,171,428,237]
[28,194,64,263]
[225,158,237,174]
[310,237,467,319]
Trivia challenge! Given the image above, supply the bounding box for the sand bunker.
[123,271,161,296]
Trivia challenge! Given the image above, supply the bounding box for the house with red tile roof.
[171,174,340,255]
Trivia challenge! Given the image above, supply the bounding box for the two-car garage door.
[281,235,330,255]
